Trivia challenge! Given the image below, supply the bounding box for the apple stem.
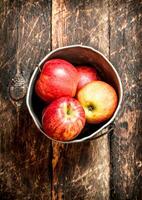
[67,103,72,115]
[88,104,95,111]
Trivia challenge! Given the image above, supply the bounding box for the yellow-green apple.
[35,59,79,102]
[42,97,86,141]
[77,66,100,91]
[77,81,118,124]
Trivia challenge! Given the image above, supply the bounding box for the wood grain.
[52,0,110,199]
[0,1,52,199]
[109,0,142,199]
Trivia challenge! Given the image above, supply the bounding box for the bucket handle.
[89,122,115,140]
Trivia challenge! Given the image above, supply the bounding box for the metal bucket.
[26,45,123,143]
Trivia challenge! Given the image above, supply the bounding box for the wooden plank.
[109,0,142,199]
[52,1,110,199]
[0,1,52,199]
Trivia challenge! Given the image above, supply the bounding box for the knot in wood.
[9,73,27,101]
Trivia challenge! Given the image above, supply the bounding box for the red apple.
[77,81,118,124]
[35,59,79,102]
[42,97,86,141]
[77,65,100,91]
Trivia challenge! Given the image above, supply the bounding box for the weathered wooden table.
[0,0,142,199]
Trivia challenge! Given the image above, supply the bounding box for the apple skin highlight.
[42,97,86,141]
[77,81,118,124]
